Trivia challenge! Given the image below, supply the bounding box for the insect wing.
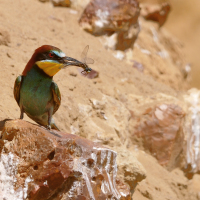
[85,57,94,64]
[81,45,89,63]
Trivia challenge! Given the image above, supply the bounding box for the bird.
[14,45,92,130]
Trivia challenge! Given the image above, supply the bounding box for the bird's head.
[22,45,91,77]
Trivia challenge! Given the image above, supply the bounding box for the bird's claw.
[46,125,51,130]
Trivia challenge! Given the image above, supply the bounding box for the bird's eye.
[49,52,54,58]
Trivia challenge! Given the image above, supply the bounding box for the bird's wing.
[14,75,23,106]
[51,81,61,114]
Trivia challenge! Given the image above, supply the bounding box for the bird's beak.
[61,56,92,73]
[62,56,83,67]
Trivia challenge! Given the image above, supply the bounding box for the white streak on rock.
[150,26,159,42]
[83,167,95,200]
[0,152,33,200]
[95,9,109,28]
[141,48,151,55]
[113,51,125,60]
[0,152,18,200]
[184,89,200,172]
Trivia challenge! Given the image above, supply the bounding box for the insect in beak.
[60,45,94,76]
[81,64,92,76]
[80,45,94,76]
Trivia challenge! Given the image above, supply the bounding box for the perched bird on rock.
[14,45,92,130]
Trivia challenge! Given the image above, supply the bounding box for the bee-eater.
[14,45,91,130]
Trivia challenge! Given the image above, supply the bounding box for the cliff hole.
[33,165,38,170]
[87,158,94,168]
[48,150,55,160]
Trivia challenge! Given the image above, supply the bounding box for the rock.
[141,2,171,27]
[51,0,71,7]
[70,0,90,9]
[0,119,131,200]
[0,28,10,46]
[133,60,144,72]
[79,0,140,50]
[183,88,200,175]
[68,94,130,149]
[89,95,131,146]
[39,0,49,2]
[132,103,185,169]
[39,0,71,7]
[66,92,147,195]
[121,93,185,170]
[188,174,200,199]
[115,147,146,197]
[133,153,190,200]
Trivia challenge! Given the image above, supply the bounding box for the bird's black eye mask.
[36,51,63,62]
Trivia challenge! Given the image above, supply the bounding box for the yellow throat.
[36,60,63,77]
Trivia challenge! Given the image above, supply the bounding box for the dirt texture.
[139,0,200,89]
[0,0,200,200]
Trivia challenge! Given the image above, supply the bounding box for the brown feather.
[22,45,61,76]
[51,81,61,114]
[14,75,23,105]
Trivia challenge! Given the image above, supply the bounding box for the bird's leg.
[47,108,53,130]
[20,106,24,119]
[46,125,51,130]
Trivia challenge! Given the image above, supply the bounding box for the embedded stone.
[133,60,144,72]
[141,2,171,27]
[0,28,10,46]
[0,119,131,200]
[51,0,71,7]
[131,104,185,170]
[183,88,200,175]
[79,0,140,50]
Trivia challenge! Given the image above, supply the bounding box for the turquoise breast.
[20,65,53,122]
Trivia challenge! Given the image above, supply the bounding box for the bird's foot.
[46,125,51,130]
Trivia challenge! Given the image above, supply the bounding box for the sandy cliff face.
[0,0,200,199]
[139,0,200,88]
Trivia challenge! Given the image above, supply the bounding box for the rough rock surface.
[39,0,50,2]
[79,0,140,50]
[118,92,186,169]
[141,2,171,27]
[125,17,190,91]
[39,0,71,7]
[51,0,71,7]
[188,174,200,199]
[0,119,132,200]
[70,0,91,9]
[183,88,200,176]
[115,147,146,196]
[132,103,185,169]
[133,153,191,200]
[0,28,10,46]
